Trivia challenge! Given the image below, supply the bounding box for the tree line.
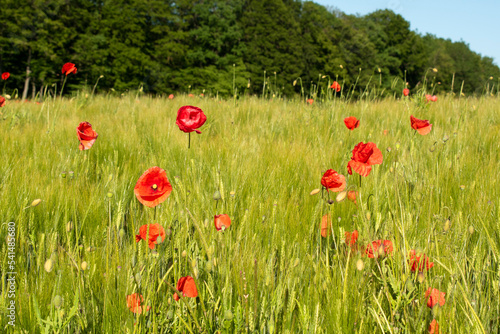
[1,0,498,98]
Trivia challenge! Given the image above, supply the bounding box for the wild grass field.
[0,91,499,333]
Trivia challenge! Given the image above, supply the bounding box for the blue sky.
[314,0,500,65]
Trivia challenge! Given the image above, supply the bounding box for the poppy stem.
[359,174,362,188]
[188,132,191,149]
[154,206,157,221]
[60,75,68,99]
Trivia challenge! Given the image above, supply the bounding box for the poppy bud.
[213,190,221,201]
[390,167,394,173]
[119,228,125,238]
[230,191,236,197]
[156,236,163,245]
[356,259,364,271]
[66,221,73,232]
[366,212,371,220]
[182,250,187,257]
[135,273,141,283]
[340,65,343,68]
[310,189,320,196]
[468,225,474,234]
[293,80,297,86]
[107,192,113,198]
[69,171,74,179]
[193,267,199,279]
[224,310,233,321]
[444,219,450,232]
[81,261,88,271]
[44,259,54,273]
[442,135,449,143]
[429,145,436,152]
[433,68,438,72]
[191,259,197,268]
[328,199,334,205]
[31,199,42,207]
[205,261,213,272]
[53,295,62,308]
[61,171,67,178]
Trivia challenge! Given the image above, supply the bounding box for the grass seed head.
[44,259,54,273]
[66,221,73,232]
[81,261,88,271]
[468,225,474,234]
[53,295,62,308]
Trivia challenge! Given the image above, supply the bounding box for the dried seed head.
[182,250,187,257]
[31,199,42,207]
[328,199,334,205]
[66,221,73,232]
[468,225,474,234]
[444,219,450,232]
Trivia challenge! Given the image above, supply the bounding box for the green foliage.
[0,0,499,97]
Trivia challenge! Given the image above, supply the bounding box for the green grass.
[0,92,499,333]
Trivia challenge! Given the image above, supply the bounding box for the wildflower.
[403,88,410,96]
[347,142,383,177]
[176,105,207,134]
[410,115,432,135]
[62,63,77,76]
[135,223,166,249]
[345,230,359,247]
[173,276,198,301]
[344,116,360,130]
[1,72,10,80]
[408,249,434,271]
[425,287,445,308]
[365,240,393,258]
[330,81,341,92]
[134,167,172,207]
[127,293,151,314]
[214,214,231,231]
[321,169,346,192]
[76,122,98,150]
[320,214,331,238]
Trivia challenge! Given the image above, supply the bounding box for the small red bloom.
[383,129,389,136]
[173,276,198,301]
[365,240,393,258]
[214,214,231,231]
[408,249,434,272]
[321,169,346,192]
[410,115,432,135]
[176,105,207,134]
[134,167,172,208]
[403,88,410,96]
[431,95,437,102]
[307,99,314,105]
[188,93,194,97]
[347,142,383,177]
[135,223,166,249]
[344,116,360,130]
[1,72,10,80]
[345,230,358,246]
[76,122,98,150]
[62,63,77,76]
[428,319,439,334]
[347,190,358,204]
[127,293,150,314]
[168,94,174,99]
[0,96,5,108]
[330,81,341,92]
[320,214,331,238]
[425,287,446,308]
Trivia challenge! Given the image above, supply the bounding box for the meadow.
[0,90,499,333]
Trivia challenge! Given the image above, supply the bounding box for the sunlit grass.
[0,92,499,333]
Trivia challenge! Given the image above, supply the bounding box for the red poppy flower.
[135,223,166,249]
[168,94,174,99]
[188,93,194,97]
[403,88,410,96]
[173,276,198,301]
[410,115,432,135]
[176,105,207,134]
[344,116,360,130]
[320,214,331,238]
[345,230,358,246]
[330,81,341,92]
[347,190,358,204]
[408,249,434,272]
[62,63,77,76]
[214,214,231,231]
[365,240,393,258]
[0,96,5,108]
[127,293,150,314]
[321,169,346,192]
[307,99,314,105]
[134,167,172,208]
[428,319,439,334]
[383,129,389,136]
[347,142,383,177]
[425,287,445,308]
[76,122,98,150]
[431,95,437,102]
[1,72,10,80]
